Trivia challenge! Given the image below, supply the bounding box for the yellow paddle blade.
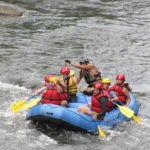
[24,97,41,110]
[11,100,27,112]
[98,126,106,137]
[117,105,134,118]
[132,115,142,124]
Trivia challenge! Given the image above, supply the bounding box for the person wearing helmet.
[65,58,102,88]
[45,75,53,82]
[102,78,119,102]
[110,74,131,106]
[77,83,114,120]
[59,66,78,102]
[41,76,68,106]
[33,75,54,95]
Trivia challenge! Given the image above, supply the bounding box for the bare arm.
[122,87,131,106]
[70,63,82,69]
[59,80,67,88]
[76,70,83,84]
[56,84,63,93]
[70,62,93,70]
[70,76,77,85]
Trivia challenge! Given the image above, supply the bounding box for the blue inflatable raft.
[26,93,139,132]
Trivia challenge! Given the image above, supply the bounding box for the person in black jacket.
[77,83,110,120]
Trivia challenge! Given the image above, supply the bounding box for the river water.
[0,0,150,149]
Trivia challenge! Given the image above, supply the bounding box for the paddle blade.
[117,105,134,118]
[24,97,41,110]
[98,126,106,137]
[132,115,142,124]
[11,100,27,112]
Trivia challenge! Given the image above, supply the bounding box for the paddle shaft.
[11,76,70,113]
[27,76,69,102]
[26,84,52,102]
[82,94,106,137]
[108,100,120,106]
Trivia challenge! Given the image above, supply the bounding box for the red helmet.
[93,83,103,90]
[116,74,125,81]
[45,75,53,82]
[60,67,70,74]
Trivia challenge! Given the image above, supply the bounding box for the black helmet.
[79,58,89,64]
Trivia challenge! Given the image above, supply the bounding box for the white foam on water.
[25,130,58,148]
[104,129,126,141]
[0,81,28,91]
[2,128,57,150]
[139,118,150,128]
[0,82,30,101]
[0,111,12,117]
[0,82,35,111]
[39,134,57,145]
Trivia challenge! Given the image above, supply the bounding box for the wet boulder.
[0,4,23,16]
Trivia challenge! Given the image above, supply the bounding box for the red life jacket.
[91,93,114,113]
[110,83,128,104]
[42,86,62,105]
[61,92,68,100]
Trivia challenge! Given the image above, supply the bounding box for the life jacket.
[110,83,129,104]
[61,76,77,95]
[61,92,68,100]
[83,70,101,84]
[42,86,62,105]
[91,93,114,113]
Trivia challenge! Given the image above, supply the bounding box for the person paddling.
[34,75,54,95]
[78,83,114,120]
[110,74,131,106]
[65,58,102,87]
[41,76,68,106]
[59,66,78,102]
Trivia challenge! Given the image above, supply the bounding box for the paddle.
[10,84,52,113]
[11,100,27,113]
[82,94,106,138]
[11,75,70,112]
[132,115,142,124]
[117,100,142,123]
[25,69,75,110]
[110,100,134,118]
[25,75,73,110]
[24,97,41,110]
[109,100,142,123]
